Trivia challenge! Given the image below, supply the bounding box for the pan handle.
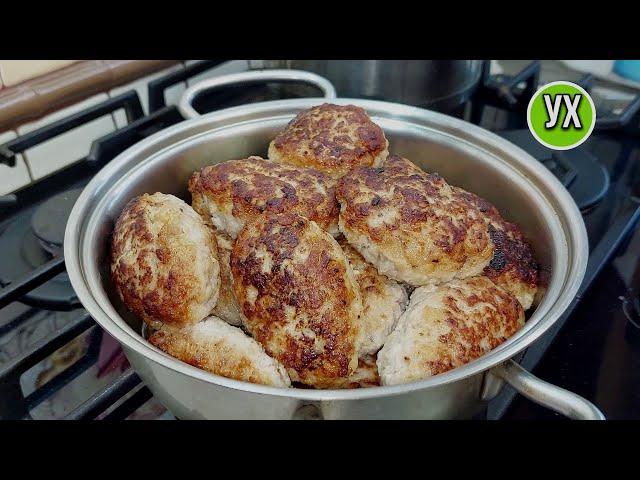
[178,69,337,120]
[492,360,605,420]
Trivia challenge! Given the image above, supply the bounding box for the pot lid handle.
[178,69,337,120]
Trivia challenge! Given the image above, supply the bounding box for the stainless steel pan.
[64,97,603,420]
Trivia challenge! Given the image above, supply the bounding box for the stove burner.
[498,129,610,211]
[31,189,83,256]
[0,188,83,310]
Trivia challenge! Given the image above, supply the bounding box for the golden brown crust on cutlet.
[327,355,380,389]
[230,213,361,388]
[268,103,389,178]
[336,155,494,286]
[454,188,538,308]
[188,156,339,238]
[426,277,524,375]
[377,276,525,384]
[148,318,291,387]
[110,193,220,328]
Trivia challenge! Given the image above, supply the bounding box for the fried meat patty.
[328,355,380,389]
[188,156,339,239]
[231,213,361,388]
[377,276,524,385]
[455,188,538,309]
[111,193,220,328]
[268,103,389,179]
[336,155,494,286]
[149,316,291,387]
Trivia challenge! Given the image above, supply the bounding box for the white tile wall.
[18,94,117,180]
[0,61,77,87]
[109,63,187,128]
[0,130,32,195]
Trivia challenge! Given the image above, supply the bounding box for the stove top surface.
[1,60,640,420]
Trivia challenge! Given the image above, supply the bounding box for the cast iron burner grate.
[0,189,83,310]
[498,129,610,211]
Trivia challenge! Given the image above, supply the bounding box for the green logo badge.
[527,81,596,150]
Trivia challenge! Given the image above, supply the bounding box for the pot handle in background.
[492,360,605,420]
[178,69,337,120]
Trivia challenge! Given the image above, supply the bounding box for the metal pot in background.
[252,60,485,112]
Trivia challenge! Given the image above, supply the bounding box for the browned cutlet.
[336,155,495,286]
[188,156,339,238]
[377,276,525,385]
[111,193,220,328]
[269,103,389,179]
[231,213,361,388]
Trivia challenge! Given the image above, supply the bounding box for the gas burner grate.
[497,129,610,211]
[0,189,84,310]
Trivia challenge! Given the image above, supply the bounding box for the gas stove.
[1,60,639,420]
